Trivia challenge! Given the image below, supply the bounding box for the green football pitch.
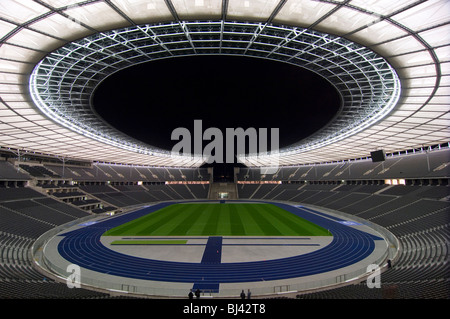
[103,203,331,237]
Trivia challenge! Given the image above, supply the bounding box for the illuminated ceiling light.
[195,0,204,7]
[29,21,400,165]
[0,1,447,167]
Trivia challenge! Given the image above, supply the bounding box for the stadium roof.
[0,0,449,167]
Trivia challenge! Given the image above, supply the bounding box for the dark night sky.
[92,55,340,157]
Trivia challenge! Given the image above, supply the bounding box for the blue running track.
[57,201,383,290]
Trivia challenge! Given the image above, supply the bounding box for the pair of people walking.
[240,289,251,299]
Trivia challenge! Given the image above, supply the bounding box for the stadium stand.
[0,158,211,298]
[0,147,448,298]
[0,182,111,298]
[237,149,450,299]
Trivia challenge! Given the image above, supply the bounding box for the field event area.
[103,203,331,237]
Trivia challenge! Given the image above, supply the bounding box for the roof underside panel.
[0,0,448,167]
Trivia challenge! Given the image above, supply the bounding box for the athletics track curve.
[56,201,384,286]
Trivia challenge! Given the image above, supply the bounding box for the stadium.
[0,0,449,305]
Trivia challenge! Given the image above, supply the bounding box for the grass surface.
[110,240,188,245]
[103,203,331,237]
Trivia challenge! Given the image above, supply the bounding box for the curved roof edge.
[0,1,448,167]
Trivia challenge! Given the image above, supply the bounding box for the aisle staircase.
[208,182,238,200]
